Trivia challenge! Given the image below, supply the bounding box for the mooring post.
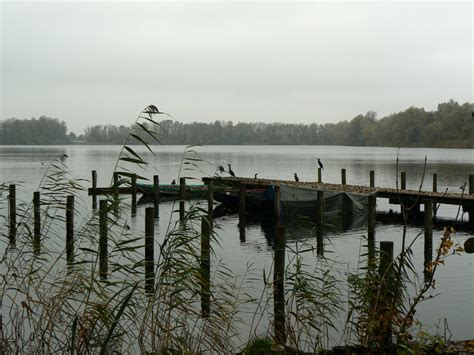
[370,170,375,188]
[99,200,108,280]
[368,195,376,263]
[274,224,286,346]
[318,168,322,183]
[66,195,75,264]
[239,184,246,242]
[424,200,433,282]
[9,184,16,246]
[153,175,160,218]
[33,191,41,253]
[179,177,186,222]
[131,174,137,217]
[201,215,211,318]
[341,168,346,185]
[432,173,437,193]
[400,171,406,190]
[91,170,97,209]
[316,190,324,255]
[145,207,155,294]
[274,185,281,224]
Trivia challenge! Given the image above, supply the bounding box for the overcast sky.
[1,1,472,133]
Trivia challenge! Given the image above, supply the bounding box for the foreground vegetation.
[1,100,472,148]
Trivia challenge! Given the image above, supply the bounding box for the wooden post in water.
[131,174,137,217]
[400,172,406,190]
[274,186,281,224]
[153,175,160,219]
[9,184,16,246]
[91,170,97,209]
[432,173,437,193]
[33,191,41,253]
[273,224,286,346]
[318,168,322,183]
[99,200,108,280]
[316,190,324,255]
[368,195,376,263]
[201,216,211,318]
[423,200,433,282]
[145,207,155,294]
[66,195,75,264]
[341,168,346,185]
[239,184,246,242]
[370,171,375,188]
[179,177,186,222]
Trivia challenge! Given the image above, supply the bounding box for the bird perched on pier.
[254,173,258,180]
[294,173,299,182]
[228,164,235,177]
[217,165,225,174]
[317,158,324,170]
[171,179,176,185]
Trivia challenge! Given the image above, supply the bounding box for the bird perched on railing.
[294,173,299,182]
[317,158,324,170]
[228,164,235,177]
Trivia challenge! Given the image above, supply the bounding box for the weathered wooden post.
[274,185,281,224]
[316,190,324,255]
[91,170,97,209]
[273,224,286,346]
[370,170,375,188]
[9,184,16,246]
[239,184,246,242]
[318,168,322,183]
[33,191,41,253]
[99,200,108,280]
[145,207,155,294]
[432,173,437,193]
[179,177,186,222]
[153,175,160,219]
[131,174,137,217]
[424,200,433,282]
[368,194,376,263]
[201,215,211,318]
[66,195,75,264]
[400,172,406,190]
[341,168,346,185]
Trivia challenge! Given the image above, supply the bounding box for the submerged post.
[153,175,160,218]
[145,207,155,294]
[424,200,433,282]
[9,184,16,246]
[201,216,211,318]
[273,224,286,346]
[179,177,186,222]
[318,168,322,183]
[131,174,137,217]
[432,173,438,193]
[33,191,41,253]
[316,190,324,255]
[401,171,406,190]
[370,170,375,188]
[99,200,108,280]
[239,184,246,242]
[66,195,75,264]
[341,168,346,185]
[92,170,97,209]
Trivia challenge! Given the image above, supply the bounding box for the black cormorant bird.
[294,173,299,182]
[254,173,258,179]
[171,179,176,185]
[317,158,324,170]
[217,165,225,174]
[228,164,235,177]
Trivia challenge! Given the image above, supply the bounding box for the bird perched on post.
[171,179,176,185]
[254,173,258,180]
[228,164,235,177]
[317,158,324,170]
[294,173,299,182]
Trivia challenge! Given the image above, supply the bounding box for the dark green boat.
[137,183,208,199]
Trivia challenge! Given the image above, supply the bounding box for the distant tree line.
[1,100,472,147]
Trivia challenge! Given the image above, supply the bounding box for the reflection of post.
[179,177,186,222]
[131,174,137,217]
[274,186,281,224]
[33,191,41,254]
[66,195,75,264]
[153,175,160,219]
[99,200,108,280]
[91,170,97,210]
[316,191,324,255]
[424,200,433,282]
[368,195,376,263]
[9,184,16,246]
[273,225,286,346]
[318,168,322,183]
[239,184,246,242]
[145,207,155,294]
[201,216,211,318]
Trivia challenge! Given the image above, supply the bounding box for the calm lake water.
[1,145,473,345]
